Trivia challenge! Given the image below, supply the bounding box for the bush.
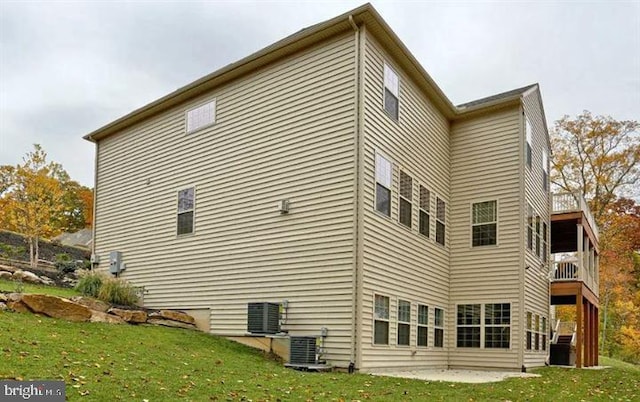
[75,270,105,298]
[0,243,26,262]
[54,253,80,274]
[97,278,139,306]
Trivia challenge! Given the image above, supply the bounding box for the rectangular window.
[399,171,412,228]
[526,312,533,350]
[542,222,548,263]
[534,314,540,350]
[542,317,547,351]
[374,295,390,345]
[419,186,430,237]
[457,304,481,348]
[472,200,497,246]
[535,215,541,258]
[375,153,392,217]
[186,100,216,133]
[383,64,399,120]
[436,197,446,246]
[527,204,534,251]
[484,303,511,348]
[177,187,195,235]
[434,307,444,347]
[397,300,411,346]
[417,304,428,347]
[542,150,549,191]
[525,117,532,169]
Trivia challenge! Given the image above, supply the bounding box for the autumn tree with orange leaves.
[551,111,640,363]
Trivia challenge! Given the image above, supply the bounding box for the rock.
[108,308,147,323]
[7,293,22,302]
[147,318,197,330]
[0,293,6,302]
[21,294,91,322]
[39,276,54,286]
[148,310,196,325]
[0,264,17,273]
[7,300,31,313]
[70,296,110,313]
[90,311,125,324]
[0,302,6,311]
[61,277,78,287]
[12,270,43,284]
[0,271,13,280]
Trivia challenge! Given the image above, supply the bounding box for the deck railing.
[551,253,598,295]
[552,192,599,238]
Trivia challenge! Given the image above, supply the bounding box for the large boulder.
[0,264,17,273]
[70,296,110,313]
[90,311,125,324]
[0,302,6,311]
[108,308,147,323]
[148,310,195,325]
[7,300,31,313]
[0,293,7,303]
[0,271,13,280]
[147,318,197,330]
[21,294,91,322]
[12,270,43,284]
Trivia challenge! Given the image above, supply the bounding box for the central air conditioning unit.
[289,336,318,366]
[247,302,281,334]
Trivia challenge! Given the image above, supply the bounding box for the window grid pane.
[472,201,496,224]
[374,295,389,320]
[400,171,412,200]
[399,198,412,227]
[419,185,430,211]
[419,210,430,237]
[376,184,391,217]
[375,153,391,188]
[418,305,428,325]
[398,300,411,323]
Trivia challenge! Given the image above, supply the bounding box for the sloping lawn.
[1,310,639,401]
[0,278,79,298]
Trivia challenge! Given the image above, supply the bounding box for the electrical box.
[278,200,290,214]
[90,254,100,264]
[109,251,123,274]
[247,302,281,334]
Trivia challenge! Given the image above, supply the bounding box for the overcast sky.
[1,0,638,187]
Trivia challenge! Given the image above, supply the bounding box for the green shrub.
[75,270,105,297]
[0,243,26,262]
[97,278,139,306]
[54,253,80,273]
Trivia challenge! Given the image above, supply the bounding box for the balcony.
[551,253,598,297]
[552,192,599,239]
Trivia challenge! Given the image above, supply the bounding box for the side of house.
[92,31,359,368]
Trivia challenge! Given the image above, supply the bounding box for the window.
[542,222,548,263]
[527,204,534,251]
[535,215,541,258]
[419,185,430,237]
[484,303,510,349]
[542,150,549,191]
[383,64,399,120]
[417,304,428,347]
[399,171,412,228]
[177,187,195,235]
[457,304,481,348]
[375,153,392,217]
[436,197,446,246]
[374,295,390,345]
[434,307,444,347]
[525,117,532,169]
[397,300,411,346]
[472,200,497,246]
[526,312,533,350]
[534,314,540,350]
[542,317,547,351]
[186,100,216,133]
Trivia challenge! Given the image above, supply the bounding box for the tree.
[2,144,67,267]
[57,180,94,231]
[551,111,640,221]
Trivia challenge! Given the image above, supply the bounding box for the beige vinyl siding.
[449,106,522,369]
[93,32,357,367]
[522,88,551,367]
[359,32,450,370]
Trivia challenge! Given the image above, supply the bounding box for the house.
[84,3,599,371]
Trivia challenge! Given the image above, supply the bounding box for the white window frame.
[434,307,445,348]
[186,99,216,134]
[383,63,399,121]
[373,294,390,345]
[484,303,511,349]
[177,186,196,236]
[456,303,511,349]
[398,170,413,228]
[397,299,411,346]
[417,304,429,347]
[419,185,431,238]
[456,304,481,348]
[435,196,446,246]
[471,199,498,247]
[374,152,392,218]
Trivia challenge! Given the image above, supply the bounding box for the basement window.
[472,200,497,246]
[397,300,411,346]
[383,63,399,121]
[399,171,412,228]
[419,185,430,237]
[186,100,216,133]
[375,153,392,217]
[374,294,390,345]
[417,304,429,347]
[177,187,195,235]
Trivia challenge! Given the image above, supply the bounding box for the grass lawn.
[0,278,79,298]
[1,311,638,401]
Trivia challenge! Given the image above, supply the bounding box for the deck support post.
[576,291,583,368]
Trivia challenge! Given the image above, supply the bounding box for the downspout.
[348,14,361,372]
[91,141,99,269]
[518,104,526,371]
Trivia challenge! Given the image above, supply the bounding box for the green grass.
[0,278,79,298]
[1,310,639,401]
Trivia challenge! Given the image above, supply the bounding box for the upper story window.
[399,171,412,228]
[472,200,497,247]
[383,64,399,121]
[436,197,446,246]
[525,117,532,169]
[542,150,549,191]
[374,294,390,345]
[542,222,548,263]
[419,185,430,237]
[177,187,195,235]
[527,204,534,251]
[186,100,216,133]
[535,215,541,257]
[375,153,392,217]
